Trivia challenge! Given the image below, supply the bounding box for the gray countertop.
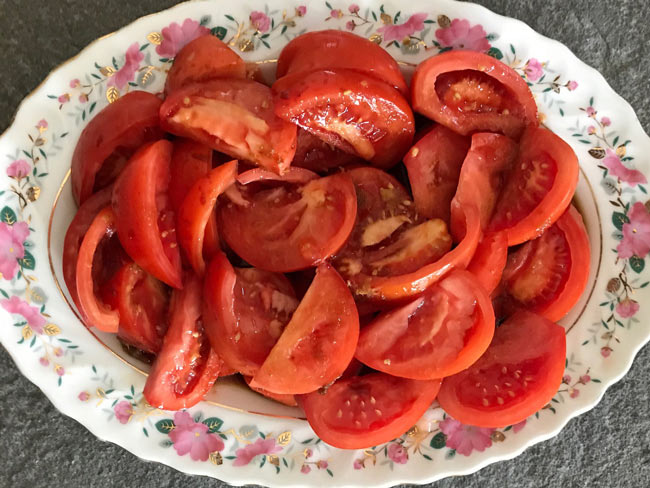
[1,0,649,486]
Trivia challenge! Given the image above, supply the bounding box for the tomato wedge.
[291,128,361,173]
[220,172,357,272]
[437,310,566,428]
[203,251,298,376]
[250,263,359,394]
[276,30,409,98]
[411,50,538,138]
[164,35,246,94]
[160,79,297,174]
[273,69,414,169]
[236,166,317,186]
[403,125,470,223]
[466,232,508,295]
[71,91,163,204]
[143,273,222,410]
[299,373,441,449]
[112,140,182,288]
[356,270,494,379]
[488,126,579,245]
[499,205,590,322]
[177,160,237,275]
[243,376,298,407]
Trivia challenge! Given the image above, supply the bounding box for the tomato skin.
[291,128,361,173]
[403,125,470,223]
[164,35,246,94]
[112,140,183,288]
[160,79,297,175]
[355,270,495,380]
[276,30,409,98]
[75,207,119,332]
[236,166,318,186]
[299,373,442,449]
[273,69,414,169]
[466,232,508,295]
[243,376,297,407]
[71,91,163,204]
[143,273,222,410]
[437,310,566,428]
[411,50,537,138]
[177,160,237,275]
[250,263,360,394]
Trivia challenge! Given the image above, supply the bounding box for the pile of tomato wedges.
[64,29,590,449]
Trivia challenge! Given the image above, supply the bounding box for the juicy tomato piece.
[112,140,182,288]
[299,373,442,449]
[63,185,113,311]
[250,263,359,394]
[243,376,298,407]
[203,251,298,376]
[164,35,246,94]
[236,166,318,186]
[291,128,361,173]
[71,91,163,204]
[403,125,471,223]
[177,160,237,275]
[466,232,508,295]
[355,270,494,379]
[489,126,579,245]
[220,172,357,272]
[276,30,409,98]
[273,69,414,169]
[101,262,169,354]
[160,79,297,174]
[450,133,517,241]
[500,205,590,322]
[75,207,119,332]
[143,273,222,410]
[437,310,566,428]
[411,50,538,138]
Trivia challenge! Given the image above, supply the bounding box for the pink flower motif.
[55,365,65,376]
[6,159,31,180]
[300,464,311,474]
[601,346,612,358]
[233,437,281,466]
[439,417,494,456]
[330,9,344,19]
[616,298,640,318]
[316,460,329,469]
[353,459,364,470]
[39,357,49,367]
[36,119,48,129]
[617,202,650,258]
[349,4,360,13]
[250,11,271,33]
[601,116,612,127]
[169,411,225,461]
[0,221,30,281]
[604,150,647,186]
[346,20,356,31]
[79,93,89,103]
[587,126,597,135]
[108,43,144,90]
[304,448,313,458]
[78,391,90,402]
[562,374,572,384]
[579,374,592,384]
[2,297,44,335]
[567,80,578,91]
[524,58,544,82]
[379,13,428,42]
[58,93,70,104]
[69,79,80,88]
[512,419,527,433]
[435,18,490,52]
[387,443,408,464]
[114,400,134,424]
[156,18,210,58]
[296,6,307,17]
[54,347,63,357]
[569,388,580,398]
[586,106,596,117]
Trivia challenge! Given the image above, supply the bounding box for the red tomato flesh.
[244,376,298,407]
[466,232,508,295]
[291,128,361,173]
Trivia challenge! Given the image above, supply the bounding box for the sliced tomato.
[291,128,361,173]
[250,263,359,394]
[411,50,537,138]
[355,270,494,379]
[276,30,409,97]
[273,69,414,169]
[299,373,441,449]
[75,207,119,332]
[101,262,169,354]
[450,133,517,241]
[71,91,163,204]
[466,232,508,295]
[164,35,246,94]
[220,172,357,272]
[500,205,590,322]
[177,160,237,275]
[112,140,182,288]
[236,166,317,186]
[489,126,579,245]
[160,79,297,174]
[243,376,297,407]
[203,251,298,376]
[437,310,566,428]
[403,125,470,223]
[143,273,222,410]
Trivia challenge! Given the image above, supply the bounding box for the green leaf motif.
[629,256,645,274]
[487,47,503,60]
[155,419,176,434]
[202,417,224,433]
[612,212,629,231]
[20,250,36,270]
[1,206,17,225]
[430,432,446,449]
[211,26,227,40]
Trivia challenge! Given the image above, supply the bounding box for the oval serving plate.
[1,1,649,486]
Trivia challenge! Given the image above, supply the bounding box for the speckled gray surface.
[0,0,649,487]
